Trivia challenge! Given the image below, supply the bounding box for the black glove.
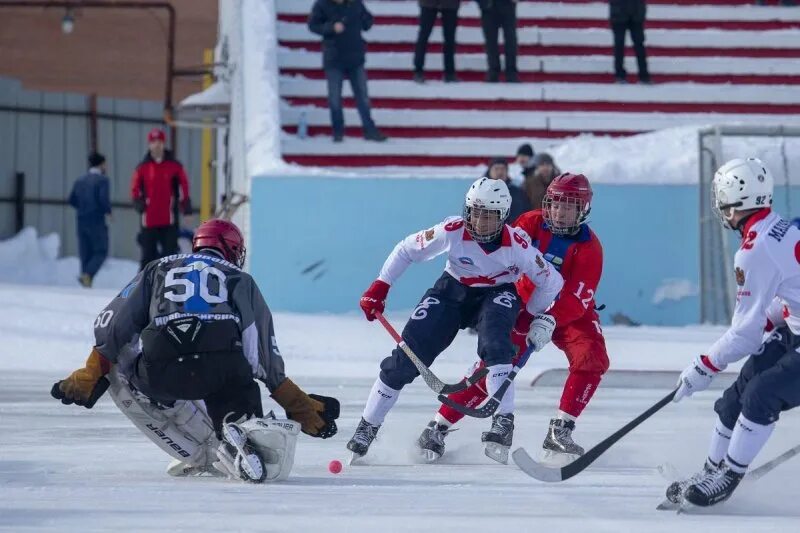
[133,198,146,214]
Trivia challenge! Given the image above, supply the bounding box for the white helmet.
[463,177,511,243]
[712,158,773,229]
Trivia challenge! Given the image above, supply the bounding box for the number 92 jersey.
[92,252,287,391]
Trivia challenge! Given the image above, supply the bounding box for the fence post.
[14,172,24,233]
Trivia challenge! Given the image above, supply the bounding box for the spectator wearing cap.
[485,156,531,224]
[130,127,192,270]
[523,152,561,209]
[69,152,111,287]
[509,142,534,184]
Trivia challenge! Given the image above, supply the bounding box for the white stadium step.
[278,21,800,50]
[279,78,800,106]
[281,104,800,133]
[280,48,800,76]
[276,0,800,23]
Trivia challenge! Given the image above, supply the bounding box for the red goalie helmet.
[192,218,246,268]
[542,173,593,236]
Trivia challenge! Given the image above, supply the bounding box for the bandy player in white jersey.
[668,158,800,507]
[347,177,564,460]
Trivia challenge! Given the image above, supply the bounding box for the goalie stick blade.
[511,448,565,482]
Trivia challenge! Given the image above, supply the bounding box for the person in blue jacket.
[69,152,111,287]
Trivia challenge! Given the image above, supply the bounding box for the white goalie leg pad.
[215,417,300,482]
[107,369,218,469]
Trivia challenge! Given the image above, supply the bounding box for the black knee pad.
[379,349,418,390]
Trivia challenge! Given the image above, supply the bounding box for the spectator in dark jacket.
[523,152,561,209]
[477,0,519,83]
[69,152,111,287]
[308,0,387,142]
[609,0,651,84]
[413,0,461,83]
[130,128,192,270]
[485,156,530,224]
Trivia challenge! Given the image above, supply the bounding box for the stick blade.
[511,448,565,483]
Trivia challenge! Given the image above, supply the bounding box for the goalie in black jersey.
[51,218,340,483]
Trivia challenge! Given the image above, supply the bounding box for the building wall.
[0,0,217,102]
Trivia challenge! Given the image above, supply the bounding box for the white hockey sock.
[433,413,453,428]
[726,414,775,474]
[486,364,514,415]
[362,378,401,426]
[707,417,733,466]
[556,410,577,423]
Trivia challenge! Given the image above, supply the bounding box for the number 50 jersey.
[92,252,287,391]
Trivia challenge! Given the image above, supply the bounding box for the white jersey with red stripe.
[377,216,564,315]
[708,209,800,367]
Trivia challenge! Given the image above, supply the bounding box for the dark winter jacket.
[507,182,532,225]
[420,0,460,9]
[130,149,191,229]
[609,0,646,24]
[308,0,374,70]
[69,169,111,225]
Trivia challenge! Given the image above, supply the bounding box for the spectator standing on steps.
[477,0,519,83]
[130,128,193,271]
[69,152,111,288]
[308,0,387,143]
[413,0,461,84]
[609,0,651,84]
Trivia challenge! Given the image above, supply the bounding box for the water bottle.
[298,111,308,140]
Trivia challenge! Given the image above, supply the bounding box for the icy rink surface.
[1,283,799,532]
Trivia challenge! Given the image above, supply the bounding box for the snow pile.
[652,278,700,305]
[0,227,138,290]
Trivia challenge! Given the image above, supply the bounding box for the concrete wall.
[250,175,707,326]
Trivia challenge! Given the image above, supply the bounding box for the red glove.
[360,280,390,321]
[511,309,534,353]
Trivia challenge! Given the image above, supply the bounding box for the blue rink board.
[249,175,800,326]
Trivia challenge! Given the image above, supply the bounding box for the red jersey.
[513,210,603,327]
[130,150,190,228]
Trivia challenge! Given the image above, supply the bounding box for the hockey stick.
[374,311,488,395]
[512,388,677,482]
[436,346,535,419]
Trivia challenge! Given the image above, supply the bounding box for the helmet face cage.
[463,204,507,243]
[218,235,247,268]
[542,192,589,235]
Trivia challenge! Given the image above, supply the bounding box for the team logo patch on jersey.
[424,228,435,241]
[735,267,746,286]
[535,255,545,269]
[458,256,475,266]
[544,253,563,266]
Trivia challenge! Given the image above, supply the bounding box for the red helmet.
[542,173,593,235]
[192,218,246,268]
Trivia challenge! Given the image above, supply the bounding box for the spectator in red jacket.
[130,128,192,270]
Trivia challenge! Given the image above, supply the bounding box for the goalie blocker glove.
[271,378,340,438]
[50,348,111,408]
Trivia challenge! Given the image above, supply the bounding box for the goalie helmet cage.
[698,125,800,325]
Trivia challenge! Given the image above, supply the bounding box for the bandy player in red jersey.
[416,173,608,464]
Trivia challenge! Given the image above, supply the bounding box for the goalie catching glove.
[50,348,111,408]
[271,378,340,439]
